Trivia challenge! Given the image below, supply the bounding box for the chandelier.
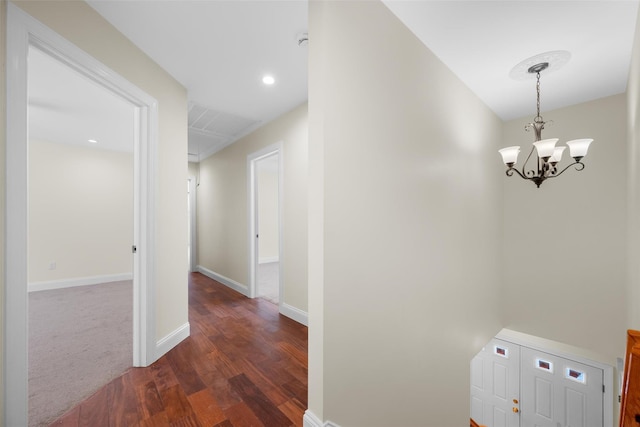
[498,62,593,188]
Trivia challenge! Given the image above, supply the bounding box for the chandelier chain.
[535,71,542,122]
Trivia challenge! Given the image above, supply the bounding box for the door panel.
[534,376,553,419]
[521,347,603,427]
[470,338,520,426]
[493,406,508,427]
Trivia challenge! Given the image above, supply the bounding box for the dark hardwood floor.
[50,272,308,427]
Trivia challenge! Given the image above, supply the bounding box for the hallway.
[51,272,308,426]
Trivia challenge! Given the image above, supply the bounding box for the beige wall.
[257,161,279,262]
[28,140,133,283]
[13,0,188,342]
[308,1,503,425]
[198,103,308,311]
[503,94,628,365]
[188,162,199,180]
[1,0,6,417]
[628,4,640,330]
[307,0,325,417]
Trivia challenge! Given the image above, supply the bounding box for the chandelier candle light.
[498,61,593,188]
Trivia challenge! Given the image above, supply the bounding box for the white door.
[471,338,521,426]
[471,341,605,427]
[520,347,603,427]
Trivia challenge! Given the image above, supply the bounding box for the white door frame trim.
[247,143,283,304]
[188,175,197,272]
[5,5,158,425]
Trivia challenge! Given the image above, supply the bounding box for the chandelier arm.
[520,145,538,178]
[506,167,529,180]
[546,161,586,179]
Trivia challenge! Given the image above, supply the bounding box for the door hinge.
[132,245,137,254]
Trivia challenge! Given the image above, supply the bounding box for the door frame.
[188,175,197,272]
[247,142,283,302]
[5,5,158,425]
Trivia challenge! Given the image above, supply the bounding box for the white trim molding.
[5,5,158,425]
[303,410,341,427]
[28,273,133,293]
[196,265,249,297]
[259,256,279,264]
[280,303,308,326]
[155,322,190,359]
[247,142,284,300]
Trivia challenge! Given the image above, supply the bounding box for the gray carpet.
[258,262,279,304]
[28,280,133,427]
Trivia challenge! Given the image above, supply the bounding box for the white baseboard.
[280,303,308,326]
[155,322,190,359]
[196,265,250,297]
[259,256,279,264]
[304,411,323,427]
[303,410,341,427]
[28,273,133,293]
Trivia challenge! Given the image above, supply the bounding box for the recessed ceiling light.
[262,75,275,85]
[88,139,98,144]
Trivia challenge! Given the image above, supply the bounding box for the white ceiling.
[29,1,639,160]
[28,46,135,152]
[87,0,309,161]
[382,0,640,121]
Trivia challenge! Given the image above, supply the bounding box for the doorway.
[26,44,136,426]
[248,144,283,305]
[5,5,158,425]
[188,176,197,272]
[470,334,613,427]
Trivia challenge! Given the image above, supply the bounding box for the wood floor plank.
[191,315,223,340]
[278,341,308,367]
[136,380,165,419]
[135,412,171,427]
[110,373,141,426]
[150,357,181,393]
[234,357,281,390]
[206,346,243,379]
[189,326,218,354]
[159,384,197,423]
[126,368,164,419]
[77,381,114,426]
[281,378,308,407]
[202,373,243,411]
[278,398,306,427]
[49,273,307,427]
[224,402,267,427]
[166,341,207,396]
[228,374,292,427]
[168,414,201,427]
[187,388,227,426]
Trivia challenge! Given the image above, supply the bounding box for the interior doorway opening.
[248,143,283,306]
[26,44,136,426]
[6,5,159,425]
[188,175,197,272]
